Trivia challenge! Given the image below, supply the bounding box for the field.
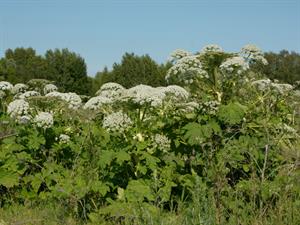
[0,45,300,225]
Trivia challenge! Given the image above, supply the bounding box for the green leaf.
[217,102,247,125]
[115,151,131,164]
[98,150,115,168]
[0,168,19,188]
[125,179,154,202]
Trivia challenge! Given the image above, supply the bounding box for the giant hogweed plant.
[0,44,299,224]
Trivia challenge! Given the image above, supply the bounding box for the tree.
[45,49,91,95]
[252,50,300,85]
[2,47,47,83]
[94,53,168,89]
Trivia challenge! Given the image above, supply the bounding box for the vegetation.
[0,44,300,225]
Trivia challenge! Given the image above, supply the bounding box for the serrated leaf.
[116,151,131,164]
[217,102,247,125]
[0,168,19,188]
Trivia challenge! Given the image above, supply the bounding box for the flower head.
[33,112,54,129]
[0,81,13,91]
[43,84,58,94]
[7,99,30,118]
[201,44,223,54]
[102,111,133,133]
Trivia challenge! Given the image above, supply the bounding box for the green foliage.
[93,53,170,90]
[0,45,300,225]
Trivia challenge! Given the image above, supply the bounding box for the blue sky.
[0,0,299,75]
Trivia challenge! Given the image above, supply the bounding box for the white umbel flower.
[220,56,249,75]
[83,96,112,110]
[241,44,268,65]
[7,99,30,118]
[12,83,28,94]
[251,79,272,91]
[166,55,208,83]
[271,83,293,94]
[169,49,192,61]
[163,85,189,100]
[95,82,125,101]
[102,111,133,133]
[201,44,223,54]
[57,134,70,144]
[43,84,58,94]
[45,91,81,109]
[124,84,166,107]
[0,81,13,91]
[33,112,54,129]
[152,134,171,152]
[18,91,40,99]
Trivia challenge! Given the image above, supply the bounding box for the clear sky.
[0,0,299,76]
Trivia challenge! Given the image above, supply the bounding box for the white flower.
[12,83,28,94]
[169,49,192,61]
[0,81,13,91]
[201,44,223,53]
[271,83,293,94]
[7,99,30,118]
[240,44,268,65]
[63,92,82,109]
[177,101,199,113]
[152,134,171,152]
[45,91,81,109]
[33,112,54,129]
[220,56,249,75]
[18,91,40,99]
[124,84,166,107]
[83,96,112,110]
[17,115,32,124]
[95,82,125,101]
[166,55,208,83]
[43,84,58,94]
[102,111,133,133]
[96,82,125,94]
[199,100,220,115]
[251,79,272,91]
[58,134,70,144]
[163,85,190,100]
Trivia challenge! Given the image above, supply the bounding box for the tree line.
[1,47,299,95]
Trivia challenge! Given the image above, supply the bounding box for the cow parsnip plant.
[0,44,299,225]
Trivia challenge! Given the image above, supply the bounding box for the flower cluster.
[166,55,208,84]
[44,84,58,94]
[33,112,54,129]
[163,85,190,100]
[96,82,125,101]
[57,134,70,144]
[7,99,30,118]
[124,85,166,107]
[84,96,112,110]
[240,44,268,65]
[17,91,41,99]
[271,83,293,95]
[169,49,192,61]
[251,79,272,91]
[220,56,249,75]
[11,83,28,94]
[102,111,133,133]
[151,134,171,152]
[201,44,223,54]
[46,91,82,109]
[199,100,220,115]
[252,79,293,94]
[0,81,13,91]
